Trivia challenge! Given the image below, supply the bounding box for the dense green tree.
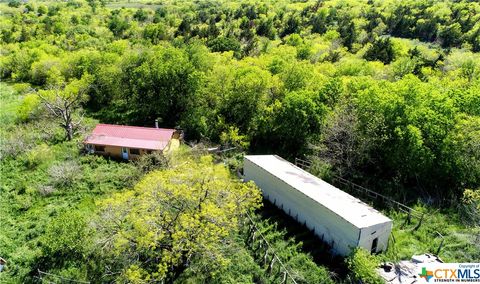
[280,62,312,92]
[364,37,395,64]
[133,8,148,22]
[271,91,325,154]
[37,5,48,16]
[118,47,200,127]
[108,14,130,38]
[95,155,262,282]
[311,9,328,34]
[220,66,270,132]
[439,23,463,48]
[281,14,301,37]
[8,0,20,8]
[338,18,356,50]
[256,17,275,39]
[207,36,241,54]
[443,115,480,189]
[175,18,191,37]
[143,23,169,43]
[153,7,167,23]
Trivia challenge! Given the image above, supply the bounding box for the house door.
[122,147,129,160]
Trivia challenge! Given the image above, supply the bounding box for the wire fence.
[36,270,90,284]
[244,212,298,284]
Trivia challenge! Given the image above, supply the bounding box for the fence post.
[282,271,288,284]
[263,249,269,266]
[267,255,276,274]
[435,232,445,255]
[413,213,424,231]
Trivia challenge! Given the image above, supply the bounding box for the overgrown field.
[0,82,140,282]
[386,206,480,263]
[1,0,479,282]
[0,82,332,283]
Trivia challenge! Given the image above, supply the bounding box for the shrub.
[48,160,82,188]
[0,130,34,160]
[297,44,312,60]
[8,0,20,8]
[12,83,32,94]
[13,193,33,211]
[133,151,169,174]
[460,189,480,226]
[17,93,41,122]
[42,211,90,257]
[289,254,333,283]
[133,9,148,22]
[24,144,52,169]
[346,248,384,284]
[38,185,55,196]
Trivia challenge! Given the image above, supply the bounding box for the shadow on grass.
[257,198,349,279]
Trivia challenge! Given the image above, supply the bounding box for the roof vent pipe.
[155,119,159,128]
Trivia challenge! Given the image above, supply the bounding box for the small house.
[244,155,393,256]
[84,123,180,160]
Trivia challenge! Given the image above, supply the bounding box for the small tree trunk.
[66,123,74,141]
[64,110,74,141]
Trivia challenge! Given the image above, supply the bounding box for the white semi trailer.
[244,155,393,256]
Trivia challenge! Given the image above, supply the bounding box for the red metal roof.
[84,124,175,150]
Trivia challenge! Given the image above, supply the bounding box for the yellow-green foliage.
[220,126,250,150]
[461,189,480,226]
[24,143,52,169]
[17,93,40,121]
[463,189,480,209]
[346,248,384,284]
[42,211,90,256]
[1,0,479,281]
[96,155,262,282]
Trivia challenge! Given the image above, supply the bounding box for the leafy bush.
[208,36,241,53]
[23,144,52,169]
[17,93,41,122]
[11,83,32,94]
[460,189,480,226]
[346,248,384,284]
[8,0,20,8]
[94,155,262,282]
[289,254,333,284]
[42,211,90,258]
[133,151,169,174]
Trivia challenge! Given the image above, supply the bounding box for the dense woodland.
[0,0,479,283]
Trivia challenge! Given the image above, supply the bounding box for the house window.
[130,148,140,155]
[95,145,105,152]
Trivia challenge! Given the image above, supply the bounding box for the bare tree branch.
[35,79,91,141]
